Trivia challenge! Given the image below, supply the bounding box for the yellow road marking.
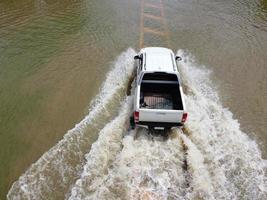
[143,27,166,36]
[144,2,162,9]
[139,0,170,48]
[143,13,163,21]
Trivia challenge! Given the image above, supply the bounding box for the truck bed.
[140,81,183,110]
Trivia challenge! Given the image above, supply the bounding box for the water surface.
[0,0,267,198]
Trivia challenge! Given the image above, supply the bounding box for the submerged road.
[0,0,267,199]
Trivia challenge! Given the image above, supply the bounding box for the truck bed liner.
[141,93,173,110]
[140,82,183,110]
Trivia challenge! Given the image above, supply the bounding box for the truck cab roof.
[139,47,178,73]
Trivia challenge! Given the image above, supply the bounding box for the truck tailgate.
[139,108,184,123]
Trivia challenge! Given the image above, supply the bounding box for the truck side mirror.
[175,56,182,61]
[134,55,140,60]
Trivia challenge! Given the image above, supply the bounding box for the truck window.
[142,72,178,81]
[140,54,143,70]
[137,54,143,75]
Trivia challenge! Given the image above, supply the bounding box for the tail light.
[134,111,139,123]
[182,113,188,123]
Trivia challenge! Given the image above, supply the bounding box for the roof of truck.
[140,47,177,72]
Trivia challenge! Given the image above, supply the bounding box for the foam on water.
[178,131,214,199]
[7,48,136,199]
[68,97,133,199]
[177,49,267,200]
[69,128,187,200]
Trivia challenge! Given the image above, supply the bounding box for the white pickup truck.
[130,47,187,130]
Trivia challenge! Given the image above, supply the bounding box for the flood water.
[0,0,266,199]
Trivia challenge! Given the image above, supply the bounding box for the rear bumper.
[136,121,183,128]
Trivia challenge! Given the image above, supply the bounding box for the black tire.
[130,116,135,129]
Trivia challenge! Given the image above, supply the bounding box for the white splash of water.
[68,97,133,199]
[72,129,187,200]
[177,49,267,200]
[7,48,136,200]
[178,131,214,200]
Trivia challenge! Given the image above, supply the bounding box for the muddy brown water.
[0,0,266,198]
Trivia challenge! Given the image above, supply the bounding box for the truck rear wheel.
[130,116,135,129]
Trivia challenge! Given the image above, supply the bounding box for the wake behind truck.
[131,47,187,131]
